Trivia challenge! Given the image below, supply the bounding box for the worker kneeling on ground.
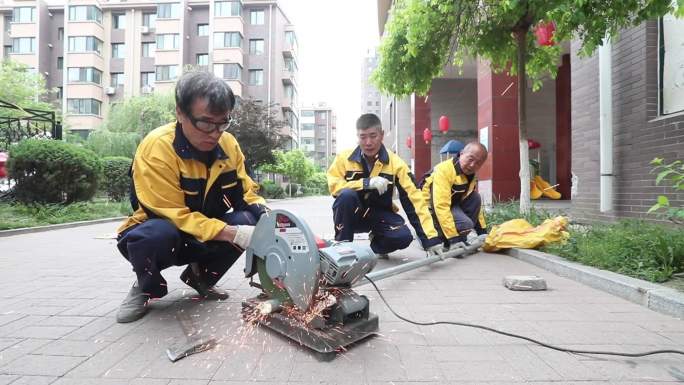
[327,113,443,259]
[115,71,267,323]
[421,142,488,249]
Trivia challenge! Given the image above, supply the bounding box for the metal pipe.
[354,241,482,287]
[599,36,614,213]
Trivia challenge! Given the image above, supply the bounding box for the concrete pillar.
[411,93,431,179]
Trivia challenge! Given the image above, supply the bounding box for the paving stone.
[9,375,58,385]
[63,341,141,378]
[9,326,78,339]
[0,339,52,368]
[1,354,86,376]
[0,375,18,385]
[33,339,110,357]
[37,316,98,328]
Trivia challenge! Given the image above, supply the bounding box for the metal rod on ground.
[354,240,483,287]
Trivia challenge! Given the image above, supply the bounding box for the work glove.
[427,244,446,259]
[233,225,255,249]
[475,233,488,244]
[368,176,390,195]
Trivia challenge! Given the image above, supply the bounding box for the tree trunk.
[516,29,531,214]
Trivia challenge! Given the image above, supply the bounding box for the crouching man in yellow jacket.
[327,113,443,259]
[115,71,267,323]
[421,142,488,248]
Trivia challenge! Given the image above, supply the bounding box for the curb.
[0,217,125,238]
[506,248,684,319]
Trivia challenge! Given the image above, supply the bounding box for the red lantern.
[534,21,556,46]
[0,152,7,179]
[527,139,541,149]
[406,136,412,149]
[423,128,432,144]
[438,115,450,134]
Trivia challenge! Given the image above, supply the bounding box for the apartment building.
[299,103,336,170]
[361,48,380,117]
[0,0,298,141]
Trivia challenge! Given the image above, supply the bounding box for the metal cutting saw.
[242,209,484,358]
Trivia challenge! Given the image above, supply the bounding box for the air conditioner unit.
[141,26,150,34]
[141,85,153,94]
[105,86,116,95]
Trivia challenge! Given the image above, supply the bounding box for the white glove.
[475,233,488,244]
[427,244,445,259]
[233,225,255,249]
[368,177,390,195]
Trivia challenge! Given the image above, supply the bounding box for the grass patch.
[0,199,132,230]
[486,201,684,283]
[542,221,684,283]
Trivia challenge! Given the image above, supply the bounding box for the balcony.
[282,68,296,86]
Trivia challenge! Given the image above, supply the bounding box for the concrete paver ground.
[0,196,682,384]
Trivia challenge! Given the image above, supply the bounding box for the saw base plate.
[242,298,378,359]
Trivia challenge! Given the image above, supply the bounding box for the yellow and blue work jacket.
[327,145,441,248]
[117,122,266,242]
[421,157,486,241]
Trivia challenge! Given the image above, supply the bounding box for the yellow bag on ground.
[483,216,570,252]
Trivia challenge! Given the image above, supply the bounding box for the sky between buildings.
[279,0,380,152]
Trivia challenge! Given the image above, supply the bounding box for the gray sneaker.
[376,253,390,260]
[116,281,150,323]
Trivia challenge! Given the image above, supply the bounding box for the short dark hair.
[356,113,382,131]
[175,71,236,117]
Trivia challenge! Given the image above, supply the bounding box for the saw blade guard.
[244,209,321,311]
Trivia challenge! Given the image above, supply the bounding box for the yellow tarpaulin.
[483,216,570,252]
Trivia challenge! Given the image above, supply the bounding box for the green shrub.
[85,130,141,158]
[260,180,285,199]
[543,220,684,282]
[8,139,102,203]
[303,172,328,195]
[101,156,132,201]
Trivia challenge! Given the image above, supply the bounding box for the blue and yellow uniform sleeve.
[430,162,460,241]
[393,161,441,249]
[327,151,370,196]
[231,140,267,218]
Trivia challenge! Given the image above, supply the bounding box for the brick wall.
[570,20,684,223]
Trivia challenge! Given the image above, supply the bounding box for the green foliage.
[260,180,285,199]
[648,157,684,224]
[260,150,317,196]
[485,199,557,229]
[101,156,132,201]
[0,200,132,230]
[229,99,285,172]
[302,172,328,195]
[8,139,102,203]
[103,93,176,135]
[543,220,684,282]
[373,0,682,96]
[0,60,56,116]
[85,130,142,158]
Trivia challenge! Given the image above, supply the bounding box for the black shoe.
[180,267,229,300]
[116,281,150,323]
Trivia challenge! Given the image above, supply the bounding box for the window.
[4,45,12,59]
[301,123,314,130]
[57,28,64,41]
[156,34,179,50]
[142,13,156,28]
[660,12,684,115]
[367,101,372,106]
[197,24,208,36]
[67,67,102,84]
[69,5,102,23]
[250,10,264,25]
[301,110,314,117]
[157,3,180,19]
[111,73,124,86]
[67,98,101,115]
[213,63,241,80]
[196,54,208,66]
[213,32,242,48]
[375,101,380,106]
[111,43,125,58]
[57,57,63,69]
[284,57,297,72]
[248,69,263,85]
[141,42,155,58]
[249,39,264,55]
[12,7,35,23]
[11,37,35,54]
[155,65,178,81]
[215,1,241,17]
[68,36,103,54]
[285,31,297,49]
[141,72,155,86]
[113,13,126,29]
